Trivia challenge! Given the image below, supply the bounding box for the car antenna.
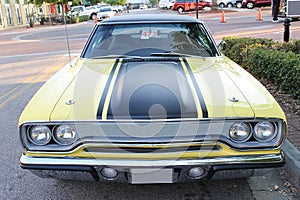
[62,6,72,67]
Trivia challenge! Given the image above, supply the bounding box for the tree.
[107,0,127,5]
[149,0,157,6]
[211,0,218,10]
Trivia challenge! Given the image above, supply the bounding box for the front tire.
[246,2,254,9]
[177,7,184,13]
[219,3,225,8]
[236,2,242,8]
[227,3,233,7]
[90,13,97,20]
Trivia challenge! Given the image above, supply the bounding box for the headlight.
[53,125,77,145]
[254,121,276,141]
[28,125,51,145]
[229,122,251,142]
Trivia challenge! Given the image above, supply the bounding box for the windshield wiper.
[92,55,144,60]
[150,52,192,57]
[150,52,207,59]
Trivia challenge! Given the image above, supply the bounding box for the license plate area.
[130,168,173,184]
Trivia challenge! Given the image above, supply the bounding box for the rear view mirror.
[218,41,226,51]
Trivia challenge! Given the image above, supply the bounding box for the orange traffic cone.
[257,8,263,21]
[220,10,226,23]
[94,15,98,23]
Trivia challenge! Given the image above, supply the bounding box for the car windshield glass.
[83,23,218,58]
[99,7,112,12]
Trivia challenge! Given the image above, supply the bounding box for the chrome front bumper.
[20,152,285,183]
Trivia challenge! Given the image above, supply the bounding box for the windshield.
[83,23,218,58]
[99,7,113,12]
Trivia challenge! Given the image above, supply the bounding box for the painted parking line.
[0,57,66,109]
[0,50,81,60]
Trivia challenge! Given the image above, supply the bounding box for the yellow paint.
[49,59,118,121]
[18,57,82,125]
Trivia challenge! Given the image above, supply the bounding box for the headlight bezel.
[27,125,52,146]
[228,120,280,145]
[24,124,78,148]
[53,125,78,145]
[229,122,252,142]
[253,121,277,142]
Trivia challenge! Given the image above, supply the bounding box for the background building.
[0,0,61,30]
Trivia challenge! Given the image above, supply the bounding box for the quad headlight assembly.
[25,124,78,147]
[229,120,281,145]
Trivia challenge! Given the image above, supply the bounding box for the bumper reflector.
[187,167,205,179]
[101,168,118,179]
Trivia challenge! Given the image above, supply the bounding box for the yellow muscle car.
[19,14,286,184]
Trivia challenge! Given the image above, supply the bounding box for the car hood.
[19,57,285,124]
[48,56,282,121]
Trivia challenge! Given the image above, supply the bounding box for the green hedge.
[222,37,300,99]
[79,15,90,22]
[69,15,90,23]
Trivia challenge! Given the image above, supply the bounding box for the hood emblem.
[65,100,75,105]
[229,97,239,102]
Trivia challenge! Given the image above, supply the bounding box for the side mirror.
[218,41,226,51]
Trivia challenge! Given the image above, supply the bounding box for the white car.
[218,0,237,7]
[70,6,98,19]
[159,0,174,9]
[97,6,116,20]
[167,0,175,9]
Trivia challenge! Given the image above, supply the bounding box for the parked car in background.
[167,0,175,8]
[159,0,175,9]
[242,0,271,9]
[97,6,116,20]
[218,0,237,7]
[173,0,212,13]
[70,6,98,20]
[113,5,124,13]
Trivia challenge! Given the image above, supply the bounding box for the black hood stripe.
[183,58,208,118]
[96,59,120,120]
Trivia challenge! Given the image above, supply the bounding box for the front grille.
[84,144,221,153]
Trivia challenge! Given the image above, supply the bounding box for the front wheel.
[246,2,254,9]
[90,13,97,20]
[236,2,242,8]
[177,7,184,13]
[219,3,225,8]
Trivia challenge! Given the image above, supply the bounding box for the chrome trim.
[20,118,286,152]
[20,152,284,168]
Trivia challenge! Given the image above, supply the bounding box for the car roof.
[101,14,204,25]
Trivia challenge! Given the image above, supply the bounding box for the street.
[0,8,299,200]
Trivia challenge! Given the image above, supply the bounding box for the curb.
[282,139,300,188]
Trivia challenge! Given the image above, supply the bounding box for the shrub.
[79,15,89,22]
[272,39,300,54]
[222,36,273,64]
[222,37,300,99]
